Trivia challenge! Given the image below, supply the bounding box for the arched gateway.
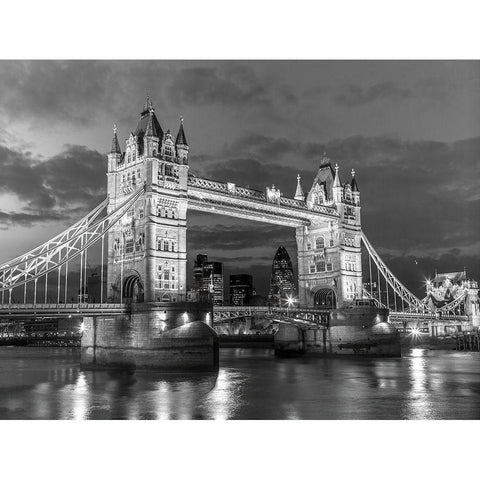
[313,288,337,309]
[106,98,363,309]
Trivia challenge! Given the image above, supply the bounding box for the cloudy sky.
[0,60,479,297]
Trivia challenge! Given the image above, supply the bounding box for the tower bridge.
[0,97,478,367]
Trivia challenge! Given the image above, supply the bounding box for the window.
[329,239,334,247]
[165,164,173,177]
[316,261,326,272]
[163,240,169,252]
[139,209,144,219]
[309,265,316,274]
[315,237,325,249]
[306,243,312,251]
[326,262,333,272]
[125,238,134,254]
[156,236,162,250]
[165,145,173,157]
[164,271,170,281]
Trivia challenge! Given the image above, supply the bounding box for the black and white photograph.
[0,1,478,479]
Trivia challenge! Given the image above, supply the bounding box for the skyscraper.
[229,274,254,306]
[268,246,296,306]
[193,254,224,305]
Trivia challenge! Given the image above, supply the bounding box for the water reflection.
[0,346,479,419]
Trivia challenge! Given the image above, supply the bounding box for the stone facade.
[106,100,189,304]
[296,158,362,308]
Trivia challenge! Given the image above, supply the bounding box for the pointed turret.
[108,124,123,173]
[351,168,359,192]
[111,124,121,154]
[332,163,342,204]
[134,97,163,157]
[175,116,189,164]
[320,150,330,166]
[175,116,188,146]
[294,174,305,201]
[333,163,341,188]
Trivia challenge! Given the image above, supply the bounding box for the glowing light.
[79,322,85,333]
[285,295,296,308]
[182,312,189,324]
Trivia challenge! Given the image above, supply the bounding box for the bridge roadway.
[0,303,469,329]
[0,303,127,317]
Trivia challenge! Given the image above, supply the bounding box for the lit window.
[315,237,325,249]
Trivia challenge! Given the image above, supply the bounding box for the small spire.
[320,150,330,166]
[175,116,188,146]
[294,173,305,201]
[111,123,121,154]
[143,95,153,113]
[333,163,341,187]
[351,168,359,192]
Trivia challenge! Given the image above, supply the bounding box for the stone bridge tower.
[295,155,362,308]
[106,98,189,303]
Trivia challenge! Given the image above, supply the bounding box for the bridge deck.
[0,303,127,317]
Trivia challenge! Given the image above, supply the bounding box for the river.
[0,346,479,419]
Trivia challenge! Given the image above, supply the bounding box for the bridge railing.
[188,175,338,217]
[0,303,125,311]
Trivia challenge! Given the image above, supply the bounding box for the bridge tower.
[106,98,189,303]
[296,155,362,308]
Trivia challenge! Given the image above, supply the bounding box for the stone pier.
[80,302,219,371]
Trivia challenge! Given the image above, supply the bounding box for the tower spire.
[333,163,341,187]
[351,168,359,192]
[111,124,121,154]
[294,173,305,201]
[175,115,188,146]
[143,95,153,114]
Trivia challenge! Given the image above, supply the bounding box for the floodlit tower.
[106,97,189,303]
[296,153,362,308]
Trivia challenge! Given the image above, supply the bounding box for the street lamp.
[285,295,296,316]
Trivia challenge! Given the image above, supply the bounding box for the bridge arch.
[122,270,144,303]
[312,287,337,309]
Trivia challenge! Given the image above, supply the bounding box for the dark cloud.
[187,224,294,251]
[0,61,112,126]
[190,133,480,261]
[335,81,413,107]
[0,142,106,227]
[166,65,270,107]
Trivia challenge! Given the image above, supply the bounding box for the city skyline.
[0,61,479,297]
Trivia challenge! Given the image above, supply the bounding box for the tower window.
[316,261,326,272]
[315,237,325,249]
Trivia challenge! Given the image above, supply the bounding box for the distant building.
[268,246,296,306]
[193,254,224,305]
[229,274,254,305]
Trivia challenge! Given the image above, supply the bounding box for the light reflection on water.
[0,346,479,420]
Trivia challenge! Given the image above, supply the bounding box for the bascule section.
[106,97,189,304]
[295,155,362,309]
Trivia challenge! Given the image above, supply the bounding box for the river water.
[0,346,479,420]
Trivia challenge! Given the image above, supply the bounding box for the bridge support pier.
[80,302,218,372]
